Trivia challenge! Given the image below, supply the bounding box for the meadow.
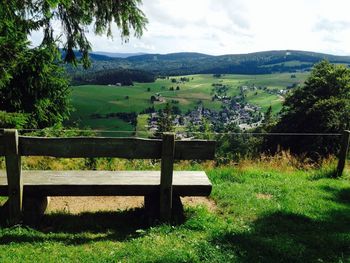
[69,73,308,135]
[0,155,349,262]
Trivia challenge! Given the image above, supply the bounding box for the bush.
[0,111,28,129]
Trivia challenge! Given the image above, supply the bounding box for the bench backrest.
[0,130,215,160]
[0,129,215,224]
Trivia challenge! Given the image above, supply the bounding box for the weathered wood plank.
[20,137,162,158]
[160,133,175,222]
[0,133,5,156]
[175,140,216,160]
[4,129,23,225]
[336,130,350,177]
[18,136,215,160]
[0,171,212,197]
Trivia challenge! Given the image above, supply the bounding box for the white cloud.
[29,0,350,55]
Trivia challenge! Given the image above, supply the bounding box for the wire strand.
[11,128,342,136]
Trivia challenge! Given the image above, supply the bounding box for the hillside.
[68,73,308,136]
[91,51,147,58]
[68,50,350,77]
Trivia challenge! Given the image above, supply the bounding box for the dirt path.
[47,196,216,214]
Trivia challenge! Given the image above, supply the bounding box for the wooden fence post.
[4,129,23,225]
[160,133,175,222]
[336,130,350,177]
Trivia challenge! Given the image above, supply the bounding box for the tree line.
[72,68,156,86]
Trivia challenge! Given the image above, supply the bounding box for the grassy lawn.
[245,90,283,113]
[0,160,349,262]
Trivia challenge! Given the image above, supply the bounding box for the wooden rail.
[0,129,215,225]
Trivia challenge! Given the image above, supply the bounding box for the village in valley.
[145,75,297,135]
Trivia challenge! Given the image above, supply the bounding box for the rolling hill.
[67,50,350,77]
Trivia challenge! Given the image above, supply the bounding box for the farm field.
[68,73,308,134]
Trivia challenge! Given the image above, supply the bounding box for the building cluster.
[144,81,299,133]
[146,100,263,133]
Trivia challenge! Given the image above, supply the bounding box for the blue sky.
[30,0,350,55]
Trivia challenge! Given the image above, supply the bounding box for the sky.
[30,0,350,56]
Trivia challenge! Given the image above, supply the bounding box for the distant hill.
[91,51,147,58]
[67,50,350,77]
[126,52,212,61]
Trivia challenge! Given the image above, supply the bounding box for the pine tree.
[155,103,174,138]
[0,0,147,128]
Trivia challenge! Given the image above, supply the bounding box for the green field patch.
[165,97,192,106]
[246,90,283,113]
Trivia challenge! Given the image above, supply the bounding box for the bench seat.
[0,170,212,197]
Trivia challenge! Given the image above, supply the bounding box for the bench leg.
[0,200,9,225]
[23,196,49,226]
[144,194,184,225]
[172,195,185,224]
[144,194,159,225]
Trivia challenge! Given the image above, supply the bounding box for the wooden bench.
[0,129,215,225]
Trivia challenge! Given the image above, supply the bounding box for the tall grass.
[0,151,342,173]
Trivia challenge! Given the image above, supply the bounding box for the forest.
[71,68,156,86]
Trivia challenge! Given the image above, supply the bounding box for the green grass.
[136,114,149,137]
[245,90,283,113]
[1,161,349,262]
[68,73,309,132]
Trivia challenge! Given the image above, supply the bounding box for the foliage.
[216,123,259,163]
[155,103,174,138]
[0,3,70,128]
[10,0,147,68]
[72,68,156,86]
[186,118,214,140]
[0,2,28,89]
[0,0,147,129]
[267,61,350,159]
[24,123,96,138]
[0,46,71,128]
[0,111,29,129]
